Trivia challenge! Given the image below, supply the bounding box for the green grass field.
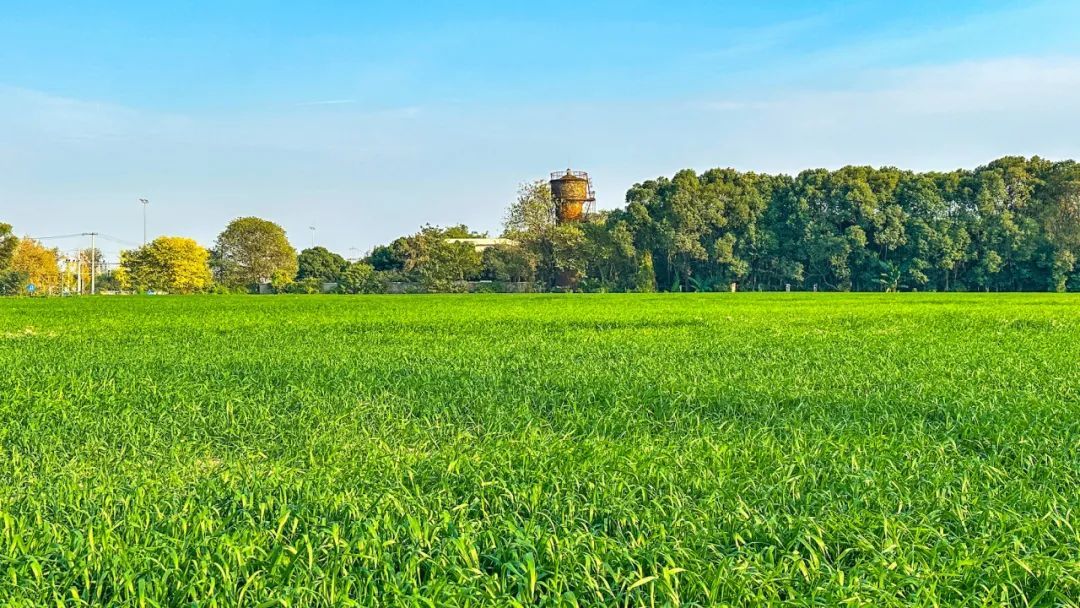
[1,294,1079,606]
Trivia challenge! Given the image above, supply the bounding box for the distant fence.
[385,281,536,294]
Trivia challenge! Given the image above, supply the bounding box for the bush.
[0,270,28,296]
[578,278,613,293]
[340,263,388,294]
[208,283,251,295]
[285,277,323,294]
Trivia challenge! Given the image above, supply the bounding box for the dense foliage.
[117,237,213,294]
[614,156,1080,293]
[0,223,16,269]
[212,217,299,289]
[297,246,348,283]
[1,294,1078,605]
[0,223,26,295]
[10,238,60,294]
[2,156,1078,295]
[353,156,1080,293]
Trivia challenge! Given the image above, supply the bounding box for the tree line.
[603,155,1080,292]
[349,155,1080,293]
[2,156,1078,295]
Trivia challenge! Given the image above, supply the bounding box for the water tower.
[550,170,596,223]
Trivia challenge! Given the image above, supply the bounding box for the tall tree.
[368,239,409,271]
[402,226,483,289]
[0,223,17,270]
[0,224,25,295]
[213,217,298,288]
[632,253,657,292]
[503,181,556,238]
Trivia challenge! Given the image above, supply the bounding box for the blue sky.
[3,0,1080,261]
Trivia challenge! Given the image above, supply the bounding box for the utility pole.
[83,232,99,295]
[90,232,96,295]
[64,254,72,295]
[140,198,149,245]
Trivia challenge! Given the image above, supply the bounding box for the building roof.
[444,238,519,252]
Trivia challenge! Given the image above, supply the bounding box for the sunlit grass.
[1,294,1078,606]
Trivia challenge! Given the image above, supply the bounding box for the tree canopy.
[297,246,348,283]
[213,217,298,289]
[503,181,556,238]
[350,156,1080,292]
[119,237,213,294]
[605,157,1079,292]
[401,225,483,290]
[11,238,59,295]
[0,223,24,295]
[3,156,1079,296]
[0,223,17,270]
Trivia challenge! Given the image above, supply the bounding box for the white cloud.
[675,57,1080,172]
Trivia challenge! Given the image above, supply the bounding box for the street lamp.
[139,198,149,245]
[309,226,316,248]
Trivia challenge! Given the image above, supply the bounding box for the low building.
[444,238,519,252]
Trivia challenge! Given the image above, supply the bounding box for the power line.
[28,232,140,249]
[97,233,141,248]
[26,233,87,241]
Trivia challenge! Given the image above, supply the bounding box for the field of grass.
[1,294,1079,606]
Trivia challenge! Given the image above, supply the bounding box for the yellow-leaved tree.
[11,238,60,295]
[119,236,212,294]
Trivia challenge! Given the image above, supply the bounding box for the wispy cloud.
[296,99,358,106]
[691,57,1080,120]
[673,56,1080,176]
[786,0,1080,79]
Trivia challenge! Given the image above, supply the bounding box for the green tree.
[482,245,536,283]
[0,223,17,270]
[0,223,20,294]
[403,226,483,289]
[213,217,298,289]
[297,246,347,282]
[368,240,408,271]
[503,180,555,238]
[339,262,386,294]
[0,269,27,295]
[632,253,657,292]
[1051,250,1077,292]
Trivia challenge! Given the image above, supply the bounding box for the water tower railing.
[550,170,590,180]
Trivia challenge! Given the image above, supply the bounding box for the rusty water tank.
[550,170,594,223]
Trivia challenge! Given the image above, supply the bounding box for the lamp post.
[139,198,149,245]
[309,226,316,248]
